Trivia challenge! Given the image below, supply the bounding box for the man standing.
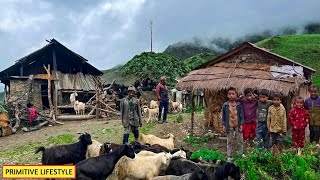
[156,76,170,124]
[120,86,142,144]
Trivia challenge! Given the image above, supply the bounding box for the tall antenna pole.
[150,20,153,52]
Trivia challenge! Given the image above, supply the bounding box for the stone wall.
[225,48,282,65]
[10,79,43,110]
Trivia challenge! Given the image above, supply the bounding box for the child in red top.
[27,103,37,125]
[289,96,310,155]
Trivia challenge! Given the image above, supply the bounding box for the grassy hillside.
[257,34,320,85]
[182,52,216,72]
[101,65,137,85]
[164,42,216,60]
[121,52,186,86]
[102,51,217,87]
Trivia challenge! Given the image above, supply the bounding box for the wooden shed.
[176,42,316,135]
[0,39,103,115]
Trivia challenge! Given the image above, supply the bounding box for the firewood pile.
[86,78,121,118]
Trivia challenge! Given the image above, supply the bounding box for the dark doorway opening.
[41,83,49,109]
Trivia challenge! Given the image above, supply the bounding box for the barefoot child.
[304,84,320,145]
[289,96,309,155]
[267,93,287,152]
[222,87,244,160]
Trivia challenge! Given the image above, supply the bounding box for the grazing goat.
[74,100,85,115]
[169,100,182,112]
[115,152,172,180]
[165,157,241,180]
[137,149,186,159]
[70,92,78,106]
[153,169,208,180]
[139,133,175,150]
[76,144,135,180]
[86,139,102,158]
[150,100,159,109]
[35,132,92,165]
[146,108,159,123]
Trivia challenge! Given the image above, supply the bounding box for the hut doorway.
[41,83,50,109]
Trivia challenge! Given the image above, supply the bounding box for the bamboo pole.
[191,90,195,136]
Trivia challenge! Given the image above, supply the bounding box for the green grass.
[188,144,320,180]
[0,133,77,177]
[256,34,320,86]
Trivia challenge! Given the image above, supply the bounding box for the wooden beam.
[191,90,195,136]
[52,48,58,121]
[96,87,100,118]
[43,64,55,121]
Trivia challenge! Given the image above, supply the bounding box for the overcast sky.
[0,0,320,74]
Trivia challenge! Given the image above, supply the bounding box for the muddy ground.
[0,112,227,180]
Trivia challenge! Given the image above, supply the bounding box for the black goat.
[153,169,208,180]
[165,157,240,180]
[35,132,92,165]
[76,144,135,180]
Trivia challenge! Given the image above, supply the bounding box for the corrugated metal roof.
[53,71,96,91]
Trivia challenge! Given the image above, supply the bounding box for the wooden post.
[191,90,195,136]
[52,48,58,120]
[96,87,100,119]
[43,64,55,121]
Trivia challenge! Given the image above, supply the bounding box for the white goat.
[170,100,182,113]
[138,133,175,150]
[137,150,186,159]
[115,152,172,180]
[74,100,85,115]
[150,100,159,109]
[146,108,159,124]
[86,139,102,158]
[70,92,78,106]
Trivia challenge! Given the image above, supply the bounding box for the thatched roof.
[195,42,316,74]
[176,62,306,95]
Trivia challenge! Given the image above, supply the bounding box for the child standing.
[289,96,309,155]
[304,84,320,145]
[222,87,244,160]
[239,88,258,146]
[256,89,272,149]
[267,93,287,151]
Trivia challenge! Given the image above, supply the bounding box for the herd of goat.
[35,132,241,180]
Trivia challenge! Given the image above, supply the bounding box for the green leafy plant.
[185,106,205,113]
[176,114,184,123]
[184,135,209,144]
[190,148,226,161]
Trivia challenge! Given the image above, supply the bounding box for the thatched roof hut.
[176,42,316,135]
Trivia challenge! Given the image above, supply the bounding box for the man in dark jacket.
[120,86,142,144]
[156,76,170,124]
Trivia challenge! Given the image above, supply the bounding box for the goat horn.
[77,132,84,135]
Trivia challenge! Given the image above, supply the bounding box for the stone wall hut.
[175,42,316,135]
[0,39,103,115]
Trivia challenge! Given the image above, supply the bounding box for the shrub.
[176,114,184,123]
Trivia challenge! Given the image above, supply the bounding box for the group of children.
[222,84,320,160]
